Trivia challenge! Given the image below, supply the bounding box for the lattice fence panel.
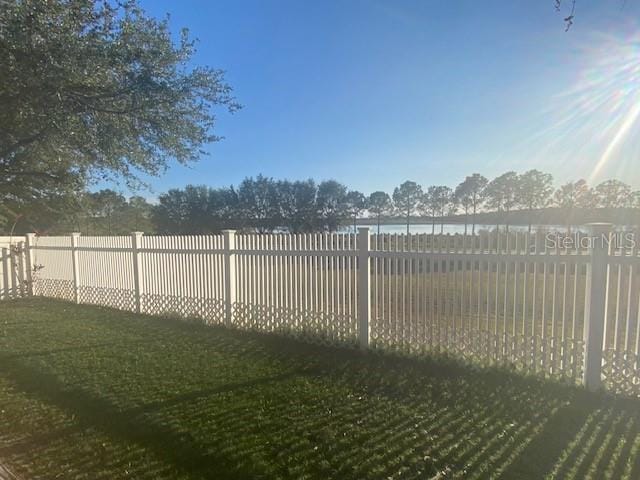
[602,349,640,396]
[33,278,74,302]
[233,301,357,345]
[78,286,136,312]
[141,293,226,325]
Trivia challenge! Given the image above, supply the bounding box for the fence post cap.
[25,232,37,239]
[357,226,370,234]
[71,232,81,237]
[131,231,144,237]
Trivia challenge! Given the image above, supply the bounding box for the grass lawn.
[0,299,639,479]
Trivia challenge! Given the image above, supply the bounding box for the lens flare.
[589,98,640,183]
[574,32,640,180]
[521,31,640,184]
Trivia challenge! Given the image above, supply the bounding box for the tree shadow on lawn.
[0,354,306,479]
[1,300,640,479]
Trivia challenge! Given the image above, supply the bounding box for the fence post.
[25,233,36,296]
[583,223,611,391]
[222,230,237,327]
[8,247,18,296]
[16,241,26,297]
[358,227,371,349]
[131,232,144,314]
[71,232,81,304]
[1,247,9,300]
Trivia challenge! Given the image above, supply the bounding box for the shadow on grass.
[0,298,640,479]
[0,354,308,479]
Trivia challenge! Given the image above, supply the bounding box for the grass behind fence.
[1,298,640,479]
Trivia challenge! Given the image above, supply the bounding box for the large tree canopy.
[0,0,239,225]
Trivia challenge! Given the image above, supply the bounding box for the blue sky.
[127,0,640,197]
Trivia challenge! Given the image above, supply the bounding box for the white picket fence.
[0,242,29,300]
[0,236,25,251]
[2,226,640,396]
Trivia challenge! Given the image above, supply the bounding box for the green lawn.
[0,299,639,479]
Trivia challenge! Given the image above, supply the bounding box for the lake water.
[344,223,569,235]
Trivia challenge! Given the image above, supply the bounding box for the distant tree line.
[392,172,640,234]
[3,171,640,235]
[9,190,157,236]
[151,177,366,234]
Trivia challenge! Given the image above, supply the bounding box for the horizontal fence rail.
[3,226,640,396]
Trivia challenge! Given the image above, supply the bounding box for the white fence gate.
[2,226,640,396]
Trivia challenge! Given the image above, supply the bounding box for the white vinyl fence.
[0,242,29,300]
[0,236,25,251]
[2,226,640,396]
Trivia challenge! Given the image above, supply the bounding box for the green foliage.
[367,191,392,233]
[0,188,155,235]
[0,0,238,214]
[238,175,280,233]
[72,190,155,234]
[554,179,593,209]
[422,185,452,233]
[367,192,392,216]
[595,179,632,209]
[552,179,637,229]
[344,191,367,231]
[87,189,128,234]
[485,171,519,229]
[316,180,349,232]
[392,181,423,233]
[516,170,554,231]
[0,190,80,234]
[152,185,239,234]
[126,195,156,232]
[277,179,318,233]
[454,173,488,233]
[518,170,554,211]
[151,177,356,234]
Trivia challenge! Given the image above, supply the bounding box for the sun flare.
[549,31,640,183]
